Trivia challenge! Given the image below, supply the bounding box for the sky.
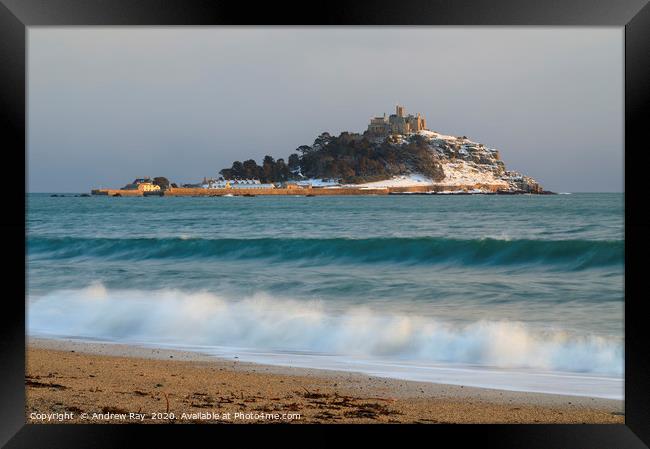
[28,27,623,192]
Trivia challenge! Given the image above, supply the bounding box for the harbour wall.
[164,187,390,196]
[91,189,144,197]
[91,183,508,197]
[387,183,506,193]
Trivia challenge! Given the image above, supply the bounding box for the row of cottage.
[122,177,334,191]
[199,178,277,189]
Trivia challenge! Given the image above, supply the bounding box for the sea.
[27,193,625,399]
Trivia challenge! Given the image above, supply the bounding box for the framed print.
[1,0,649,447]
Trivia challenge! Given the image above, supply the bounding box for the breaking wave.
[27,236,623,270]
[28,285,623,375]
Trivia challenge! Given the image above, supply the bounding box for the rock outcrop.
[407,130,543,193]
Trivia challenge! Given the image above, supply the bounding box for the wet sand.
[26,338,624,424]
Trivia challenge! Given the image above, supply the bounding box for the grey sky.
[28,27,623,192]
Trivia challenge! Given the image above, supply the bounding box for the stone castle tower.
[367,105,427,137]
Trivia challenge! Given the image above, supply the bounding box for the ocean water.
[27,193,625,398]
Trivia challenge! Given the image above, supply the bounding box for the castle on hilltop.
[366,105,427,137]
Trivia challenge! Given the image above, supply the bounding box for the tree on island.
[262,155,275,182]
[153,177,170,190]
[219,155,291,183]
[242,159,261,179]
[288,153,300,173]
[218,131,445,184]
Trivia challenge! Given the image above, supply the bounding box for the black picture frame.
[1,0,648,447]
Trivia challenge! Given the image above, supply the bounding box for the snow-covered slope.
[352,174,434,188]
[439,161,509,187]
[352,130,543,192]
[291,129,544,192]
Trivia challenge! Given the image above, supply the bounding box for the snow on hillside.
[352,165,508,188]
[291,129,542,192]
[353,174,433,188]
[417,130,459,141]
[440,161,509,187]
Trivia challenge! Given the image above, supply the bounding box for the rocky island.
[92,105,550,196]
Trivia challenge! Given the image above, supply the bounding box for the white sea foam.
[28,285,622,380]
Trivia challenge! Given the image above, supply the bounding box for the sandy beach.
[26,338,624,424]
